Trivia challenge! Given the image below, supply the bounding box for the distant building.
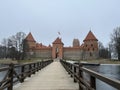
[73,39,80,47]
[25,31,99,60]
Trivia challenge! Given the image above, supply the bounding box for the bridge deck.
[14,61,78,90]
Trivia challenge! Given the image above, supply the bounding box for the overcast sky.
[0,0,120,47]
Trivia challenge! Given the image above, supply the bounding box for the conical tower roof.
[84,31,98,41]
[53,37,64,45]
[25,32,36,42]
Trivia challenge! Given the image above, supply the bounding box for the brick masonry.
[25,31,99,60]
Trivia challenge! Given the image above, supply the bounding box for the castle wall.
[63,47,82,60]
[34,48,52,59]
[25,31,99,60]
[82,51,99,60]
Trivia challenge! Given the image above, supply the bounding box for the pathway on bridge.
[14,61,79,90]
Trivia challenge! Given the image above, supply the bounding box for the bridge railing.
[0,60,53,90]
[60,60,120,90]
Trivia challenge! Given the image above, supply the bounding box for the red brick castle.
[25,31,98,60]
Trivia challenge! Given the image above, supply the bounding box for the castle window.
[56,48,59,53]
[86,45,87,47]
[91,44,93,47]
[93,48,94,51]
[90,52,92,56]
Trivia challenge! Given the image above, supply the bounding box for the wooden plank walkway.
[13,61,79,90]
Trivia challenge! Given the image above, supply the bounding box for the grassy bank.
[1,58,120,64]
[81,59,120,64]
[0,59,42,64]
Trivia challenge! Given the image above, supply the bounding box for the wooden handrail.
[60,60,120,90]
[0,60,53,90]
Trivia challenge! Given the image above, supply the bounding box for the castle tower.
[83,31,98,59]
[52,37,64,59]
[73,38,80,47]
[25,32,36,50]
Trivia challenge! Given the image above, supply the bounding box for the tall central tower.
[52,37,64,59]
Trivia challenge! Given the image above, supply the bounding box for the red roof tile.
[25,32,36,42]
[53,37,64,44]
[83,31,98,41]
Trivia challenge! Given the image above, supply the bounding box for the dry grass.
[0,59,42,64]
[0,59,18,64]
[81,59,120,64]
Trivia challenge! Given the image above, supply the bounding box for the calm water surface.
[85,64,120,90]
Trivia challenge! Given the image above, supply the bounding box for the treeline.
[99,27,120,60]
[0,32,26,60]
[98,41,111,59]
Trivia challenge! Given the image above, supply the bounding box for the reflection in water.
[85,65,120,90]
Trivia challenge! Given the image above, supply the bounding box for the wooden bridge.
[14,60,78,90]
[0,59,120,90]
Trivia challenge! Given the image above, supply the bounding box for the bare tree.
[1,32,26,60]
[98,41,111,59]
[1,38,8,58]
[110,27,120,60]
[98,41,104,49]
[15,32,26,59]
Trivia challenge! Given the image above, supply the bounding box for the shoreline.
[101,64,120,65]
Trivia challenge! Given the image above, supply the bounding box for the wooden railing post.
[66,63,69,73]
[70,64,73,77]
[33,63,36,74]
[41,61,43,69]
[79,63,83,90]
[68,63,70,74]
[74,66,77,82]
[28,64,31,77]
[44,61,46,67]
[90,76,96,89]
[39,62,41,70]
[8,63,14,90]
[37,62,39,72]
[21,65,25,82]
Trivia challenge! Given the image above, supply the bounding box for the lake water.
[85,64,120,90]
